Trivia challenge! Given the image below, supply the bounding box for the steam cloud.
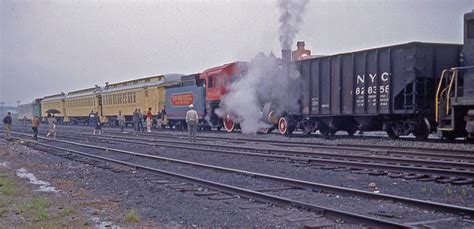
[217,0,309,134]
[278,0,309,50]
[218,54,282,134]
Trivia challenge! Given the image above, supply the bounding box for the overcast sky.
[1,0,473,105]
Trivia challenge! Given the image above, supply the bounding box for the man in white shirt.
[185,104,199,142]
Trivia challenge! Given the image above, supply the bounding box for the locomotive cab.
[199,62,248,131]
[436,10,474,140]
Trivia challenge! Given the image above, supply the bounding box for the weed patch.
[58,208,74,217]
[0,177,16,195]
[124,209,140,224]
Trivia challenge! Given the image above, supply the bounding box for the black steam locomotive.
[277,10,474,141]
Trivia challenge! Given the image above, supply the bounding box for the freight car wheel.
[347,128,357,136]
[319,127,335,138]
[302,121,314,136]
[223,115,235,132]
[319,128,330,138]
[386,128,400,139]
[278,117,289,135]
[413,117,431,140]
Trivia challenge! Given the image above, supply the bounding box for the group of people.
[2,104,199,142]
[2,112,57,140]
[131,106,167,133]
[64,105,196,141]
[132,108,146,132]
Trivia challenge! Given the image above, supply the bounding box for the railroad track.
[50,124,474,158]
[45,121,470,144]
[8,128,474,184]
[4,134,474,227]
[15,122,473,154]
[13,124,474,164]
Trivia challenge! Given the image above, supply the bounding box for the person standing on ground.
[89,110,95,127]
[146,107,153,132]
[138,109,144,132]
[117,111,125,133]
[46,113,57,139]
[31,116,40,140]
[161,105,167,124]
[2,112,12,140]
[160,105,166,120]
[185,104,199,142]
[156,105,166,129]
[132,109,139,132]
[93,112,102,135]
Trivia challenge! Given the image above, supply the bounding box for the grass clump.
[124,209,140,224]
[58,208,75,217]
[34,211,49,222]
[0,177,16,195]
[31,197,51,210]
[18,197,51,214]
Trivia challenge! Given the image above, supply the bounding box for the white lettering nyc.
[356,72,390,84]
[355,72,390,96]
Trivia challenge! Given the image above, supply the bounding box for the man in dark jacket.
[2,112,12,140]
[132,109,140,132]
[31,116,40,140]
[138,109,144,132]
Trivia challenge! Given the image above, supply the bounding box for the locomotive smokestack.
[282,49,291,64]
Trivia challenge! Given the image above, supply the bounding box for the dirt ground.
[0,140,156,228]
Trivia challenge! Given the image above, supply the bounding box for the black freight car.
[279,42,462,139]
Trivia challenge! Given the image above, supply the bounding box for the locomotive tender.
[277,10,474,140]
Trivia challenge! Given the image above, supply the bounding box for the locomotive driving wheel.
[223,114,235,132]
[278,117,293,135]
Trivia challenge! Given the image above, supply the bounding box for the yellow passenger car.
[64,87,101,124]
[101,74,182,125]
[40,93,66,122]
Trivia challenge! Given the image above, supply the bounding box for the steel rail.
[7,130,474,179]
[8,137,408,228]
[9,132,474,217]
[90,133,474,171]
[52,125,474,160]
[13,127,474,165]
[10,124,474,159]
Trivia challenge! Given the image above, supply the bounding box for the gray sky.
[1,0,472,105]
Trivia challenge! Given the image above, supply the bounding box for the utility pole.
[17,100,20,115]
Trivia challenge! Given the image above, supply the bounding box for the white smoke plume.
[218,53,281,134]
[218,53,302,134]
[217,0,309,134]
[278,0,309,50]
